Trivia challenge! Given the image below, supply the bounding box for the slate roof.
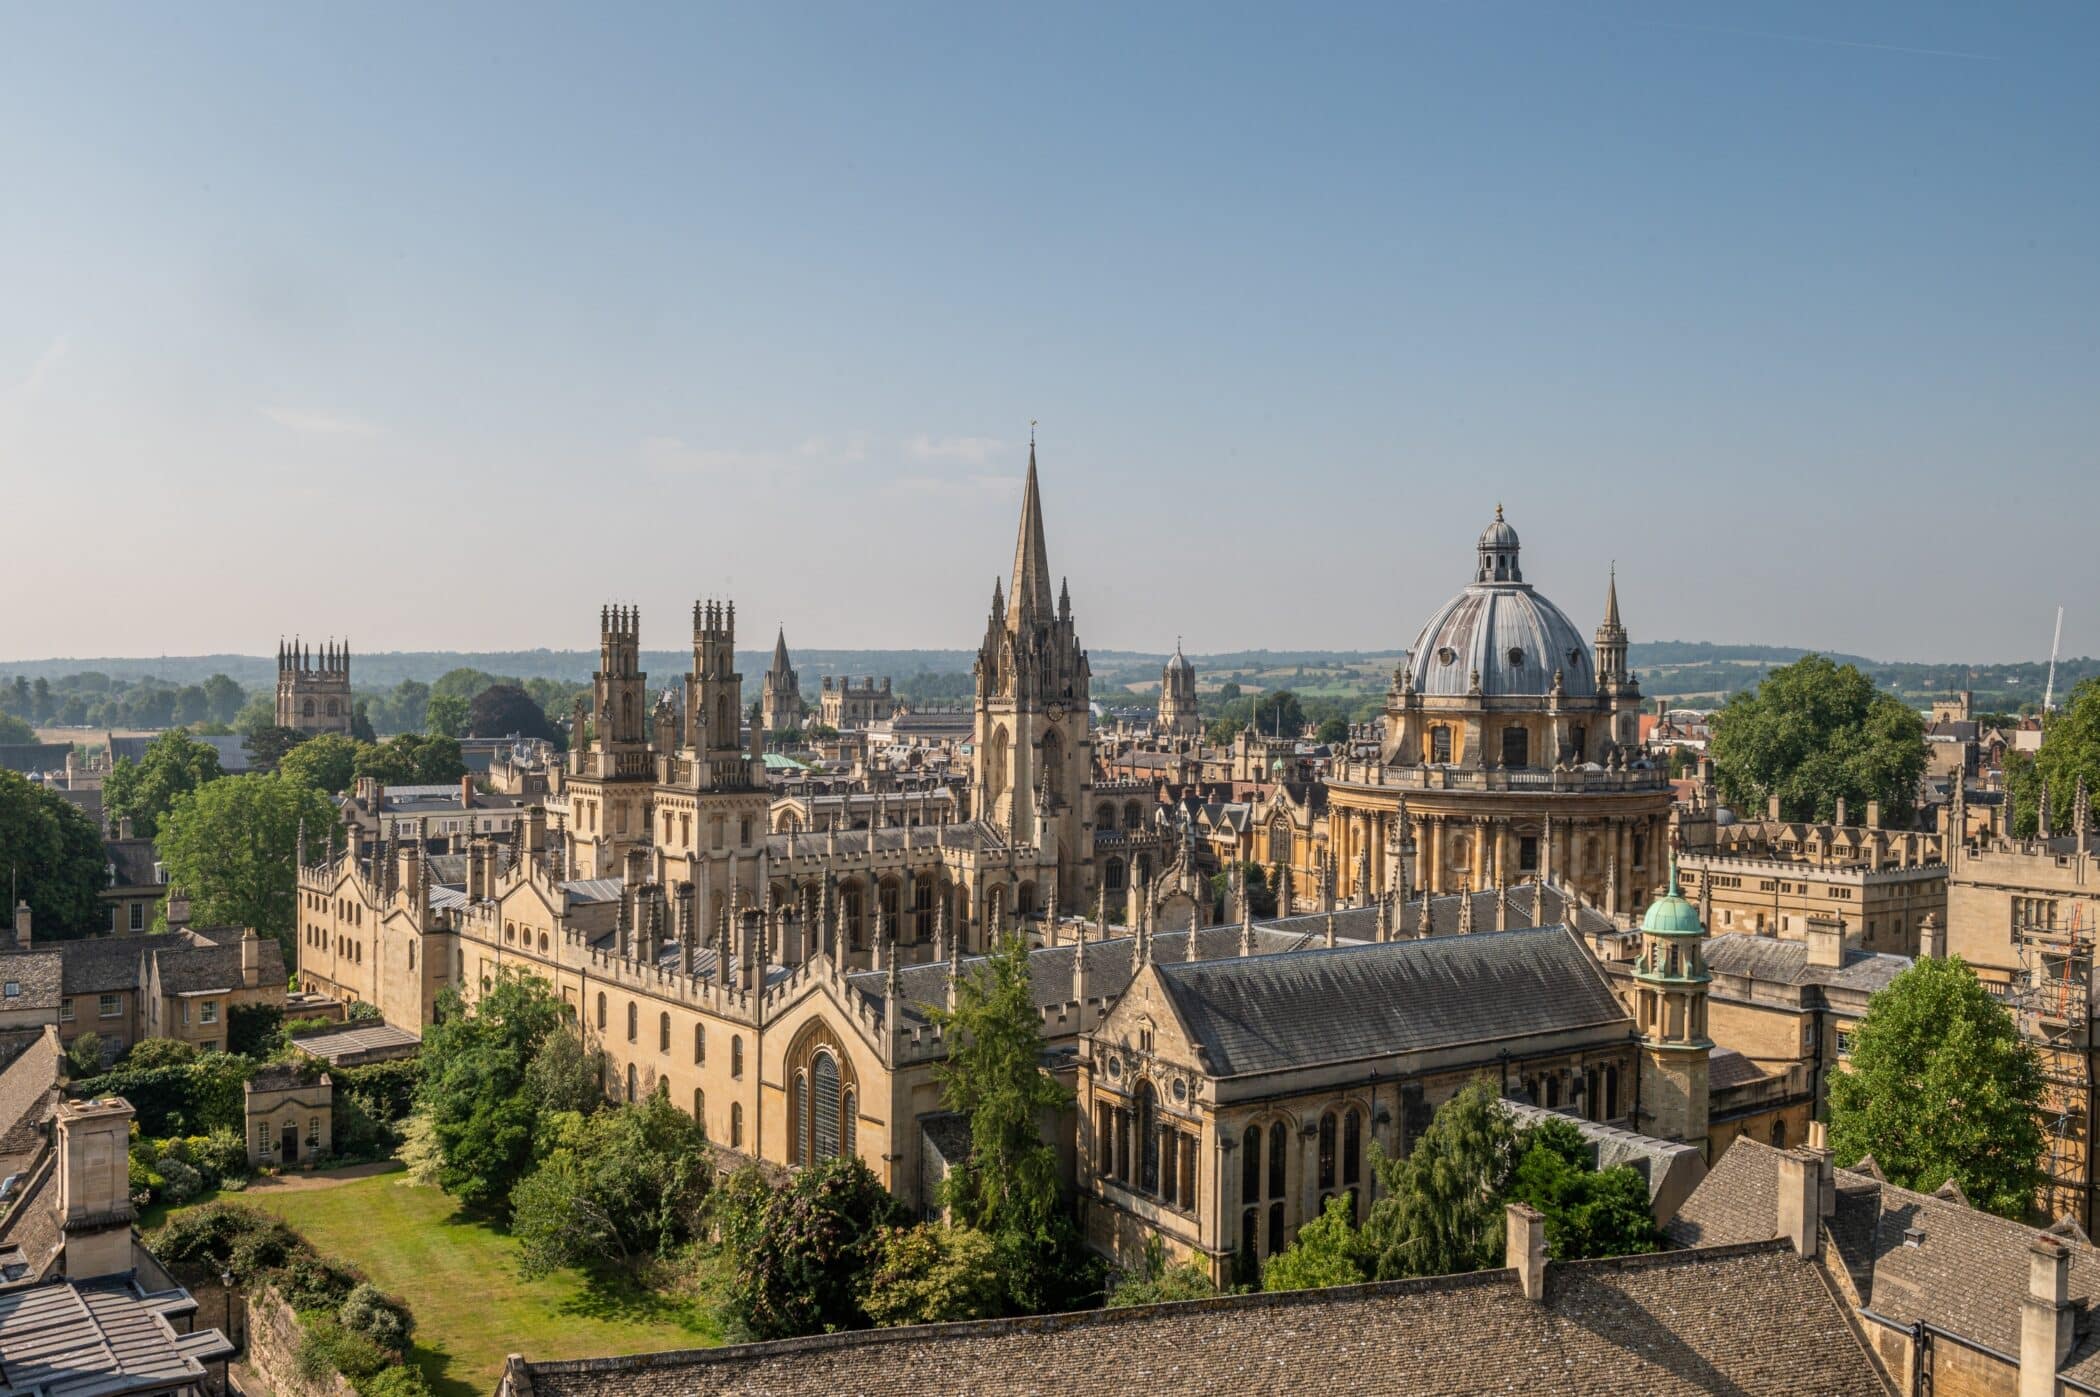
[99,840,160,891]
[500,1242,1888,1396]
[1707,1047,1772,1092]
[1153,927,1631,1079]
[57,940,145,997]
[1703,934,1912,996]
[0,746,72,776]
[290,1022,421,1065]
[1670,1137,2100,1385]
[0,1029,58,1165]
[766,819,1012,860]
[148,937,284,996]
[0,954,63,1014]
[0,1278,234,1396]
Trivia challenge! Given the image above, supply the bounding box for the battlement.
[277,637,350,677]
[599,604,641,643]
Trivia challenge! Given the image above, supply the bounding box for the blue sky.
[2,2,2093,663]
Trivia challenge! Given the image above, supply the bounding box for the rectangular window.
[99,994,121,1018]
[60,998,75,1022]
[200,1001,218,1025]
[1519,835,1539,872]
[1836,1030,1854,1058]
[129,902,144,932]
[109,905,118,932]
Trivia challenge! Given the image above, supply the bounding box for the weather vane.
[1030,418,1038,444]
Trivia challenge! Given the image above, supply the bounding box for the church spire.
[771,624,790,672]
[1603,562,1622,631]
[1007,440,1052,631]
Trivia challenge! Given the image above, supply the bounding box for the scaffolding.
[2014,902,2093,1227]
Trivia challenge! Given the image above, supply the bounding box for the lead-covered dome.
[1403,508,1595,698]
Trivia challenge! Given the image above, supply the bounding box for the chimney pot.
[1506,1202,1548,1301]
[2024,1234,2076,1394]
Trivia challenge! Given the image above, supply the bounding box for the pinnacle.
[1008,445,1052,631]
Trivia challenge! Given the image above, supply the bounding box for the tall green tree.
[2004,678,2100,838]
[416,973,572,1219]
[1506,1117,1661,1260]
[859,1224,1008,1326]
[1829,955,2045,1219]
[104,730,224,838]
[512,1094,711,1278]
[0,712,34,744]
[1361,1077,1520,1279]
[0,769,107,935]
[201,674,246,725]
[354,733,466,786]
[930,933,1085,1311]
[467,684,560,744]
[1708,654,1927,823]
[713,1156,906,1339]
[424,693,470,739]
[1263,1195,1371,1291]
[153,774,339,943]
[277,734,361,795]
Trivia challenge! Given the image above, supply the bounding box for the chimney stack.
[1866,799,1882,831]
[1506,1202,1548,1301]
[56,1097,137,1280]
[240,928,262,989]
[1768,793,1783,822]
[1777,1149,1820,1258]
[1919,912,1945,961]
[2022,1235,2075,1397]
[1834,797,1848,828]
[1804,914,1845,969]
[13,900,29,950]
[460,774,476,811]
[163,887,191,931]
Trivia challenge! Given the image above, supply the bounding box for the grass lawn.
[162,1169,719,1397]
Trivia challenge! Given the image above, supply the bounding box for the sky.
[2,2,2094,665]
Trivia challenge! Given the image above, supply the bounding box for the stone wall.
[244,1283,356,1397]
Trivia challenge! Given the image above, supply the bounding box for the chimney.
[1919,912,1945,961]
[1506,1202,1548,1301]
[56,1096,137,1280]
[240,928,262,989]
[118,816,134,841]
[1866,799,1882,831]
[1767,793,1782,822]
[524,804,547,857]
[163,887,191,931]
[1776,1149,1820,1257]
[2022,1235,2076,1397]
[12,900,29,950]
[460,774,475,811]
[1804,914,1845,969]
[1834,797,1847,828]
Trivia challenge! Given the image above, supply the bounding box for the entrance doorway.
[280,1123,299,1162]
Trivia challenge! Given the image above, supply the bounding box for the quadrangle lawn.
[162,1169,719,1397]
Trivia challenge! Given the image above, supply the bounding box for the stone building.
[760,627,807,733]
[819,675,895,731]
[1322,510,1672,919]
[243,1063,333,1166]
[275,637,352,736]
[1155,640,1201,738]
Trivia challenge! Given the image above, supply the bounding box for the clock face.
[1047,701,1067,722]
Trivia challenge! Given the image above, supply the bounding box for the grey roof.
[0,746,72,776]
[290,1022,421,1065]
[1266,884,1618,943]
[1153,926,1632,1078]
[105,735,249,774]
[499,1242,1887,1397]
[766,819,1009,860]
[57,941,145,997]
[246,1063,325,1094]
[1703,933,1912,995]
[0,1279,234,1396]
[0,1029,58,1163]
[149,937,284,996]
[561,878,625,905]
[1405,567,1597,699]
[1706,1048,1771,1092]
[0,954,63,1014]
[99,841,159,892]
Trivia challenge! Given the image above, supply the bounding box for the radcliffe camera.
[1,6,2094,1395]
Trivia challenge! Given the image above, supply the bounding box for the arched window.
[811,1052,842,1162]
[1040,729,1064,805]
[694,1024,706,1064]
[624,1062,637,1101]
[791,1072,806,1166]
[326,699,339,717]
[1268,1201,1285,1257]
[1268,820,1291,864]
[626,1002,638,1043]
[693,1088,705,1133]
[731,1035,744,1078]
[1136,1082,1159,1194]
[1430,726,1452,764]
[1343,1108,1363,1218]
[1545,1075,1560,1109]
[1772,1118,1788,1148]
[655,1077,668,1100]
[303,698,315,718]
[842,1089,856,1158]
[1241,1208,1259,1266]
[1103,857,1126,894]
[1097,804,1116,832]
[1317,1111,1338,1193]
[730,1101,743,1149]
[595,992,606,1031]
[659,1012,671,1053]
[1604,1065,1620,1120]
[1501,726,1528,769]
[1267,1121,1287,1201]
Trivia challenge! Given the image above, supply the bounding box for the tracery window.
[1136,1082,1159,1194]
[1318,1111,1338,1193]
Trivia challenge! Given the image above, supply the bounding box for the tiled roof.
[57,939,146,997]
[0,745,73,776]
[149,937,284,996]
[1707,1048,1772,1092]
[100,839,160,890]
[0,953,63,1014]
[1703,934,1911,995]
[501,1242,1888,1396]
[1154,927,1631,1078]
[0,1029,58,1161]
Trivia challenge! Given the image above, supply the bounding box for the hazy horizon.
[4,3,2093,663]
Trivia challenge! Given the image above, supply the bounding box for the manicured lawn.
[164,1169,718,1397]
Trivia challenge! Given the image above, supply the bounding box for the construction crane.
[2044,605,2066,714]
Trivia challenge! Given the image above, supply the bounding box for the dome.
[1164,641,1194,679]
[1478,504,1520,554]
[1641,865,1705,937]
[1404,510,1596,699]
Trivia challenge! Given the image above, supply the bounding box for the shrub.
[273,1254,361,1313]
[156,1157,204,1205]
[155,1202,267,1269]
[359,1369,436,1397]
[345,1000,384,1024]
[338,1282,414,1354]
[295,1315,391,1384]
[124,1038,199,1070]
[65,1032,105,1077]
[860,1224,1007,1326]
[226,1219,301,1281]
[191,1128,251,1186]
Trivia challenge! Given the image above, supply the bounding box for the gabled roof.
[1152,926,1630,1078]
[99,840,160,892]
[57,940,146,997]
[1703,934,1911,996]
[148,937,283,997]
[0,954,63,1014]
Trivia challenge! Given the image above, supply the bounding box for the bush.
[345,1000,384,1024]
[338,1282,414,1354]
[226,1219,301,1281]
[273,1254,361,1313]
[860,1224,1007,1326]
[229,1004,286,1059]
[190,1128,251,1186]
[295,1315,391,1384]
[65,1032,105,1077]
[156,1157,204,1205]
[358,1369,436,1397]
[155,1202,278,1271]
[124,1039,200,1070]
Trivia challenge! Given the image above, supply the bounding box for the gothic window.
[1268,1201,1285,1257]
[1242,1208,1259,1265]
[1103,858,1126,894]
[730,1102,743,1149]
[843,1090,856,1157]
[1115,1108,1131,1184]
[595,992,606,1031]
[812,1051,843,1162]
[326,699,339,717]
[1342,1108,1362,1197]
[625,1062,637,1101]
[1772,1119,1787,1148]
[1160,1130,1178,1207]
[1268,821,1291,864]
[791,1072,806,1165]
[731,1035,744,1078]
[1545,1075,1560,1109]
[693,1088,705,1133]
[1520,835,1539,871]
[1136,1082,1159,1194]
[984,727,1010,802]
[694,1024,705,1063]
[1178,1133,1196,1212]
[1604,1065,1619,1120]
[1318,1111,1337,1192]
[740,817,752,846]
[1126,800,1143,830]
[659,1012,671,1053]
[626,1003,637,1042]
[1242,1125,1261,1204]
[1430,726,1452,764]
[303,698,315,718]
[1501,726,1529,769]
[1097,804,1116,832]
[1040,730,1064,805]
[1267,1120,1287,1200]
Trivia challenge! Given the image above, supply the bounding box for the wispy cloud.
[641,434,868,475]
[1660,22,2001,62]
[260,406,381,437]
[903,433,1007,467]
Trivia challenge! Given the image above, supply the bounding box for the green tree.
[349,699,377,744]
[0,769,108,935]
[524,1027,604,1119]
[1316,717,1352,747]
[468,684,560,743]
[1708,654,1928,824]
[512,1094,711,1277]
[242,723,308,771]
[104,730,224,838]
[415,973,571,1218]
[2003,678,2100,837]
[1828,955,2045,1219]
[0,711,34,744]
[713,1156,907,1339]
[425,694,470,739]
[154,775,341,945]
[1207,716,1245,747]
[1263,1194,1371,1291]
[930,933,1084,1311]
[430,668,499,702]
[1103,1234,1219,1307]
[277,734,361,794]
[202,673,246,725]
[354,733,466,786]
[859,1224,1008,1326]
[1361,1078,1520,1279]
[1506,1118,1661,1260]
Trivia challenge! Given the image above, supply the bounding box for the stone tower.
[686,600,747,772]
[276,637,352,735]
[1594,566,1641,750]
[1158,639,1201,738]
[972,443,1093,897]
[566,606,653,877]
[760,625,806,733]
[1633,858,1711,1153]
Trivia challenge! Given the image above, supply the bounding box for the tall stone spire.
[1007,440,1053,632]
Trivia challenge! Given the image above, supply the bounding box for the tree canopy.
[1828,955,2045,1219]
[1709,654,1928,824]
[0,769,107,936]
[276,734,361,795]
[0,712,34,744]
[1264,1195,1371,1291]
[154,774,341,944]
[104,730,224,838]
[424,693,470,739]
[1505,1117,1660,1260]
[2004,677,2100,838]
[353,733,466,786]
[512,1093,710,1278]
[468,683,560,745]
[415,972,575,1218]
[1361,1078,1520,1279]
[713,1155,906,1340]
